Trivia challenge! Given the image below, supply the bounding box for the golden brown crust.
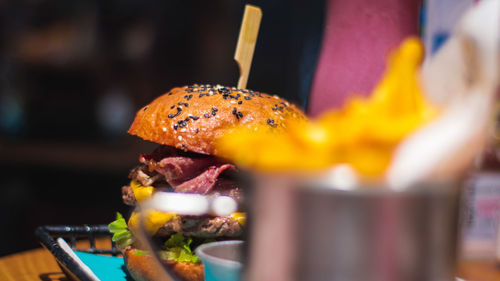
[124,248,204,281]
[128,85,306,156]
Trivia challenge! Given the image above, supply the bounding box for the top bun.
[128,84,306,156]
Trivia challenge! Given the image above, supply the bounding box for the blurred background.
[0,0,325,255]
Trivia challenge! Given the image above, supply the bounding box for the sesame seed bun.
[128,84,306,156]
[124,247,204,281]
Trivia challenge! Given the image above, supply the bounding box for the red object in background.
[308,0,422,116]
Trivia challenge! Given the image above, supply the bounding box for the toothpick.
[234,5,262,90]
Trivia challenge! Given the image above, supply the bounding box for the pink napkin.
[308,0,421,117]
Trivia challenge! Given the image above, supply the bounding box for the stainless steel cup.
[245,176,460,281]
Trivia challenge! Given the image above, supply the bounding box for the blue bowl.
[195,240,244,281]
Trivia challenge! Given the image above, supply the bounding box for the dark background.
[0,0,325,256]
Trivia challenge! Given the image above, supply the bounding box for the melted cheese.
[128,211,177,235]
[130,180,154,202]
[231,212,246,226]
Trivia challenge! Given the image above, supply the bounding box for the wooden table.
[1,244,499,281]
[0,238,114,281]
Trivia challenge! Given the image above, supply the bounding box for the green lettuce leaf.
[134,250,149,256]
[164,233,185,248]
[108,212,133,249]
[162,233,200,263]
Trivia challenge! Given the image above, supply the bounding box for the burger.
[109,84,306,281]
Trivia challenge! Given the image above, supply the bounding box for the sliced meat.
[126,145,240,202]
[156,215,243,238]
[140,145,219,185]
[139,146,237,192]
[210,179,244,205]
[173,164,236,194]
[153,157,220,185]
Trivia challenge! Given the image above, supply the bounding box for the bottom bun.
[124,247,204,281]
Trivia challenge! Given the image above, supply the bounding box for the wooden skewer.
[234,4,262,90]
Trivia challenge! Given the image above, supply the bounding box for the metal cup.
[244,175,460,281]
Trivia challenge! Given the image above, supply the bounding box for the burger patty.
[155,215,243,238]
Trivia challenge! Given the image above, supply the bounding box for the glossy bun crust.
[128,85,306,156]
[124,248,204,281]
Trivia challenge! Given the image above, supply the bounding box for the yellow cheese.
[130,180,154,202]
[128,211,177,235]
[231,212,246,226]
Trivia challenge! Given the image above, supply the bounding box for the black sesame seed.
[170,105,175,109]
[238,101,242,105]
[195,128,199,133]
[185,117,190,122]
[237,112,243,118]
[186,89,193,93]
[204,113,210,118]
[190,115,199,120]
[177,106,182,111]
[244,96,251,100]
[182,144,187,148]
[143,107,148,111]
[187,94,193,100]
[177,120,187,128]
[174,124,178,130]
[212,111,216,116]
[168,92,173,95]
[218,87,231,95]
[212,107,218,112]
[267,119,277,127]
[232,108,237,115]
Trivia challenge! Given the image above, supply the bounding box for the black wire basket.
[35,225,123,281]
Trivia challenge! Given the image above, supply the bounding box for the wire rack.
[36,225,121,255]
[35,224,122,281]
